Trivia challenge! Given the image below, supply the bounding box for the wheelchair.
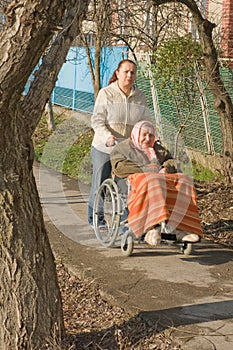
[93,177,194,257]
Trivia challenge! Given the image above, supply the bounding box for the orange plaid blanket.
[127,172,203,238]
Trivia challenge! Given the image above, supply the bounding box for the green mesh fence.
[136,66,233,156]
[53,87,94,113]
[52,65,232,157]
[135,71,154,114]
[204,86,223,154]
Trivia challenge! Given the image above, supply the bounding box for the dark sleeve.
[110,143,144,178]
[154,142,178,173]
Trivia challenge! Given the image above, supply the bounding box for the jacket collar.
[112,81,136,96]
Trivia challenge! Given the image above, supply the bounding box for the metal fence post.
[72,48,78,110]
[195,64,214,154]
[146,54,164,141]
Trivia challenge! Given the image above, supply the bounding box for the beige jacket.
[110,138,177,178]
[91,81,152,153]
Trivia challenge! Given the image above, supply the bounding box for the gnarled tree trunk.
[0,127,63,347]
[0,0,89,348]
[154,0,233,182]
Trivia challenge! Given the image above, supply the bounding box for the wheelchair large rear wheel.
[93,178,121,247]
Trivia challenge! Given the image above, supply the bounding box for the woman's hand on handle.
[106,135,117,147]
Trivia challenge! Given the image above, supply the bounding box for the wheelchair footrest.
[161,233,177,241]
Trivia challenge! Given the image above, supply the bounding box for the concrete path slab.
[34,162,233,350]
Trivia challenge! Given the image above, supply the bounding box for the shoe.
[145,226,161,246]
[176,230,200,242]
[182,234,200,242]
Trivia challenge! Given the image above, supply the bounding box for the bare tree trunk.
[94,35,102,100]
[194,12,233,183]
[0,0,90,348]
[83,27,102,100]
[153,0,233,182]
[81,0,112,100]
[0,114,63,347]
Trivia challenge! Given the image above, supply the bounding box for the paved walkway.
[34,157,233,350]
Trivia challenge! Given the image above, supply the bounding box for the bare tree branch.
[22,0,89,135]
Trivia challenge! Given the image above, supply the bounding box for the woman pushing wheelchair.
[110,120,203,246]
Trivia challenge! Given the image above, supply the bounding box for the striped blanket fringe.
[127,172,203,238]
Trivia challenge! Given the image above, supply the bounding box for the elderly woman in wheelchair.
[93,120,203,256]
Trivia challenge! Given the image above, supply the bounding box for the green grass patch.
[33,113,93,184]
[62,130,93,182]
[192,162,219,181]
[33,117,54,162]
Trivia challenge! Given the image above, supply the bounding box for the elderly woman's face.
[139,126,155,149]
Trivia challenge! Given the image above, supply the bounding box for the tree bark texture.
[153,0,233,182]
[0,0,89,348]
[0,136,63,348]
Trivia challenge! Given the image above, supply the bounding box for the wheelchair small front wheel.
[121,233,134,257]
[181,242,193,255]
[93,178,120,247]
